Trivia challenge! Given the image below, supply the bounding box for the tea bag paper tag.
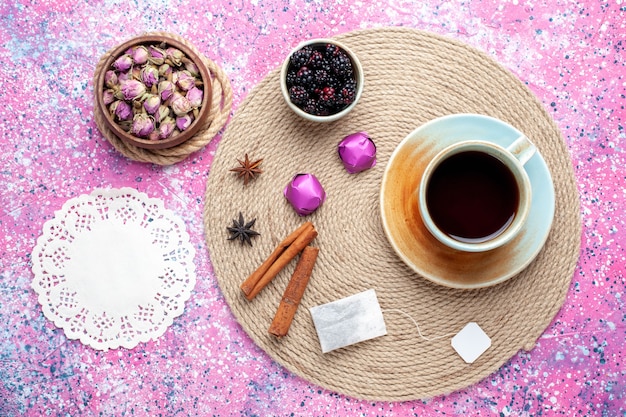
[451,322,491,363]
[309,289,387,353]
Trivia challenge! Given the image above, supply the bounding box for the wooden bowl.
[95,34,212,150]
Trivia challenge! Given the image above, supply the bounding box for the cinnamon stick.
[269,246,319,338]
[240,222,316,300]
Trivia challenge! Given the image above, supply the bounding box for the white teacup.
[418,136,536,253]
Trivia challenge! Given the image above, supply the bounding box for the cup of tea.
[418,136,536,253]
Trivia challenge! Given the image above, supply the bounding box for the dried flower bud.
[176,114,193,131]
[141,65,159,88]
[109,100,131,121]
[131,66,142,81]
[182,57,199,77]
[104,70,118,88]
[159,117,176,139]
[186,86,203,109]
[148,130,160,141]
[148,45,166,65]
[132,45,149,65]
[103,89,115,105]
[108,100,120,118]
[121,79,147,101]
[158,63,172,78]
[158,80,175,101]
[157,105,171,123]
[117,71,131,82]
[175,70,195,91]
[143,94,161,115]
[131,113,155,138]
[113,54,133,72]
[166,47,184,66]
[114,100,133,121]
[170,92,192,116]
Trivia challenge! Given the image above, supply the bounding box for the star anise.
[227,212,260,246]
[230,153,263,185]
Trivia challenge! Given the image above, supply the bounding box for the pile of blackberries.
[285,43,358,116]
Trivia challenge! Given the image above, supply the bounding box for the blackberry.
[313,69,330,88]
[286,70,297,88]
[337,87,355,107]
[317,86,336,102]
[301,98,318,115]
[307,50,324,69]
[324,43,341,58]
[294,66,315,89]
[326,75,342,91]
[334,77,357,107]
[315,105,331,116]
[331,52,354,79]
[290,46,313,68]
[301,97,330,116]
[289,85,309,106]
[314,104,330,116]
[316,86,337,110]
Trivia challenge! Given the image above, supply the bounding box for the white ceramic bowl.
[280,38,364,123]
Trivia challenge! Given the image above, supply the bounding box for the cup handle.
[507,135,537,166]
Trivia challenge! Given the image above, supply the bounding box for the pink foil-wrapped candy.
[284,173,326,216]
[338,131,377,173]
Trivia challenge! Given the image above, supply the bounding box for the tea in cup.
[418,136,536,252]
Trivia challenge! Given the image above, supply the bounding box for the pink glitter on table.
[0,0,624,416]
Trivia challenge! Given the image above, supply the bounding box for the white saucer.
[380,114,555,289]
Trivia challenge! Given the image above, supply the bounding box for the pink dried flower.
[141,65,159,88]
[186,86,203,108]
[132,45,149,65]
[108,100,120,118]
[143,94,161,115]
[114,100,133,121]
[131,66,142,81]
[112,54,133,72]
[158,63,172,79]
[131,113,155,138]
[174,70,195,91]
[109,100,132,121]
[148,45,166,65]
[156,105,171,123]
[182,57,199,77]
[158,80,175,101]
[104,70,118,88]
[117,70,131,82]
[159,117,176,139]
[176,114,193,131]
[103,89,115,105]
[121,79,147,101]
[148,130,160,141]
[170,92,192,116]
[166,47,184,66]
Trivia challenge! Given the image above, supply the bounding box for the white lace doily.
[31,188,196,350]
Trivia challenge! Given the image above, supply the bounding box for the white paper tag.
[451,322,491,363]
[309,289,387,353]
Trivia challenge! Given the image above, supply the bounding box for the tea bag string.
[382,309,455,342]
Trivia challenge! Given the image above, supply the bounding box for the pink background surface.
[1,0,624,415]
